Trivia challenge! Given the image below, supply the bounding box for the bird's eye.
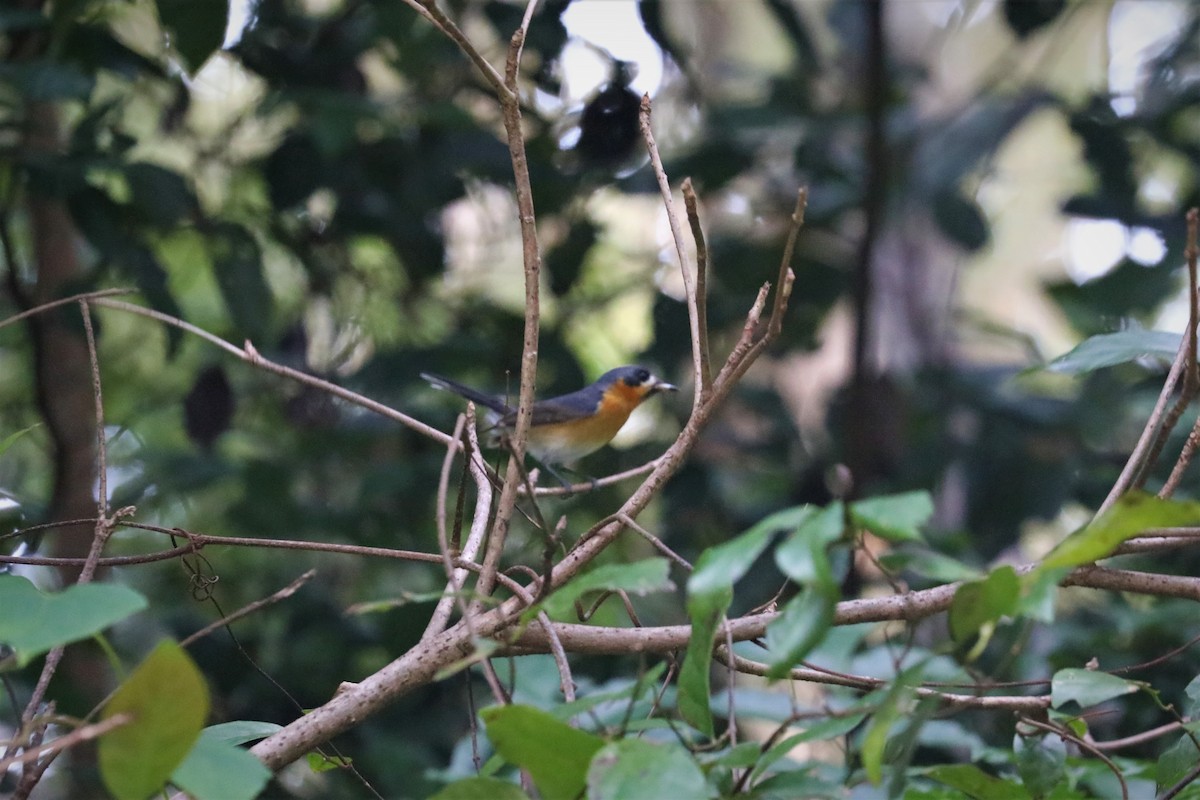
[633,368,650,385]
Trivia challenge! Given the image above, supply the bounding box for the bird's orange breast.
[524,382,646,464]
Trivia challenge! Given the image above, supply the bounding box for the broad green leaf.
[1037,493,1200,574]
[481,704,604,800]
[587,739,715,800]
[99,641,210,800]
[0,575,147,667]
[429,777,531,800]
[764,587,837,678]
[679,509,801,735]
[850,491,933,542]
[1050,668,1140,710]
[195,720,282,746]
[1156,731,1200,792]
[774,502,843,583]
[538,558,673,620]
[926,764,1033,800]
[1045,329,1180,374]
[170,731,271,800]
[688,505,813,596]
[948,566,1019,647]
[156,0,229,72]
[1022,492,1188,622]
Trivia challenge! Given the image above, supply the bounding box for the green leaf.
[428,777,531,800]
[948,566,1020,647]
[1184,674,1200,718]
[861,668,923,785]
[849,491,933,542]
[0,61,94,101]
[749,713,866,784]
[211,222,272,344]
[1050,668,1140,710]
[99,640,210,800]
[1156,731,1200,792]
[0,575,147,667]
[884,549,984,583]
[933,190,990,252]
[195,720,282,746]
[170,729,271,800]
[1015,734,1066,798]
[0,423,39,457]
[1045,329,1180,374]
[306,752,351,772]
[538,558,673,620]
[764,586,837,678]
[679,509,802,735]
[774,502,843,583]
[125,162,196,227]
[587,739,715,800]
[926,764,1032,800]
[156,0,229,72]
[481,704,604,800]
[1035,493,1200,575]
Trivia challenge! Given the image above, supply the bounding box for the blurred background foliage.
[4,0,1200,796]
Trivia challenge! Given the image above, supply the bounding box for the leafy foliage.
[4,0,1200,798]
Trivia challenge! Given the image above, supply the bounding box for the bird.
[421,365,677,467]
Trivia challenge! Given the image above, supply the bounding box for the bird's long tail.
[420,372,511,414]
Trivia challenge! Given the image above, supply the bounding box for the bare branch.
[640,95,704,405]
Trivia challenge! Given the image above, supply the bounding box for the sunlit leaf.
[99,641,209,800]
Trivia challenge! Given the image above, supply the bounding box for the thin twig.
[1018,716,1127,800]
[1100,337,1189,513]
[0,713,132,775]
[0,288,131,331]
[682,178,712,394]
[474,0,544,607]
[640,95,704,406]
[91,298,453,448]
[538,611,576,704]
[179,570,317,649]
[409,0,508,95]
[427,406,494,640]
[616,513,693,573]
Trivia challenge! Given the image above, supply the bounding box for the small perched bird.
[421,366,677,466]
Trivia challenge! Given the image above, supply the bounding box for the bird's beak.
[650,377,678,394]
